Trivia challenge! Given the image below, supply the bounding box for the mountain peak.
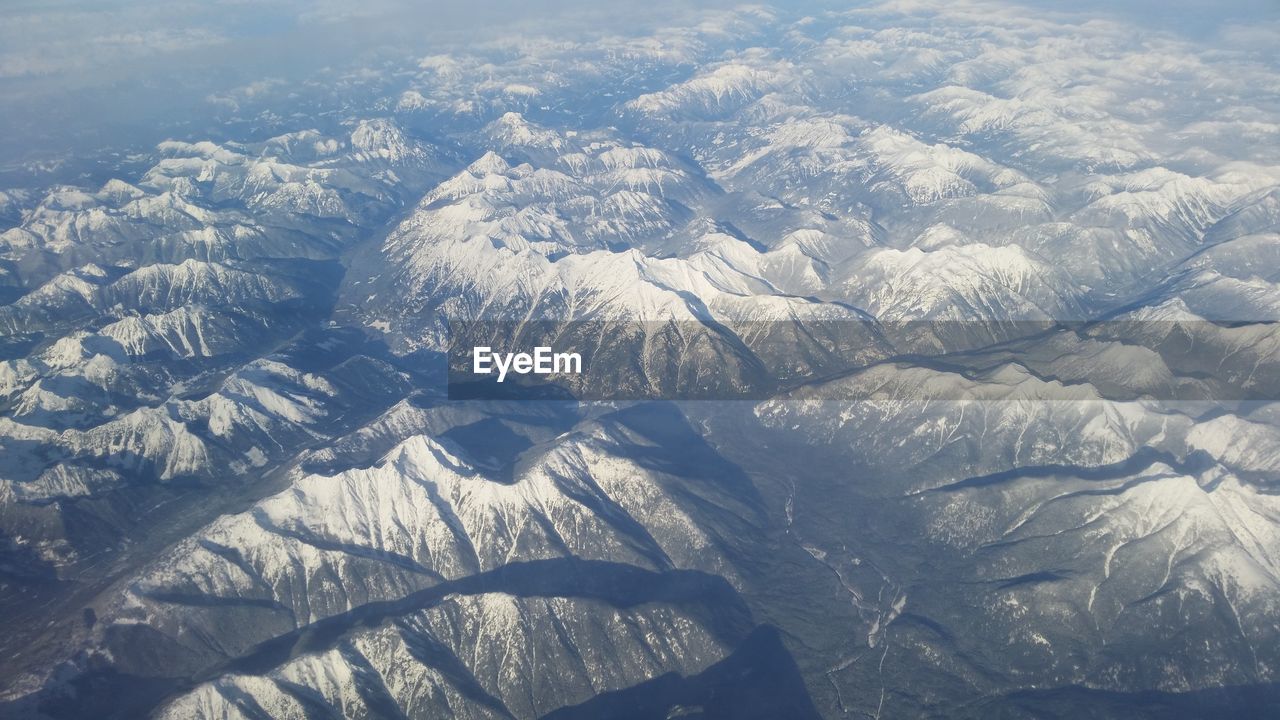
[467,150,511,176]
[350,118,425,164]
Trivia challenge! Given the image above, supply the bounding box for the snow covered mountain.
[1,1,1279,719]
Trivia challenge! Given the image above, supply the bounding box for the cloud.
[0,2,233,79]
